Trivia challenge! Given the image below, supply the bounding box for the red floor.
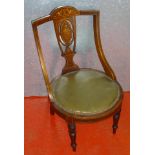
[24,92,130,155]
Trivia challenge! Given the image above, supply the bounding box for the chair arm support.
[93,12,116,80]
[79,10,116,80]
[32,23,53,99]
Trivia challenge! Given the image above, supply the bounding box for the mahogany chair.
[32,6,123,151]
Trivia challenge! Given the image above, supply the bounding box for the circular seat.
[52,69,122,119]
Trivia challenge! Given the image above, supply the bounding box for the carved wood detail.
[50,6,80,20]
[59,20,73,46]
[62,47,79,74]
[51,7,79,74]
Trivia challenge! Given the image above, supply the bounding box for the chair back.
[32,6,116,98]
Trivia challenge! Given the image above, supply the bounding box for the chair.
[32,6,123,151]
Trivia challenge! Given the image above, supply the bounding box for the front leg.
[68,121,77,151]
[112,109,121,134]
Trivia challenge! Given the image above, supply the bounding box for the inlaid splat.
[59,20,73,46]
[50,6,80,74]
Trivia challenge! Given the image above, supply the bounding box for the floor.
[24,92,130,155]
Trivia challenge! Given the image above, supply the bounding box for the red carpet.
[24,92,130,155]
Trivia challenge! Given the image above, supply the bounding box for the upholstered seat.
[52,69,122,117]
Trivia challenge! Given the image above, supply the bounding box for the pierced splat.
[50,7,80,74]
[59,20,73,46]
[61,47,79,74]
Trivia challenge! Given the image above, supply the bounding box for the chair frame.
[32,6,123,151]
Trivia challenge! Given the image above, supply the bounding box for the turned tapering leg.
[68,122,76,151]
[50,103,54,115]
[112,109,121,134]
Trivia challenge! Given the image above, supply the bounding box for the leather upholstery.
[52,69,122,116]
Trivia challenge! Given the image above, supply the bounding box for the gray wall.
[24,0,130,96]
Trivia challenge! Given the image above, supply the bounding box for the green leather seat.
[52,69,122,116]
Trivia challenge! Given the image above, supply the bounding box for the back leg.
[112,109,121,134]
[68,121,77,151]
[50,103,55,115]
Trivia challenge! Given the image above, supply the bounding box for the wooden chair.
[32,6,123,151]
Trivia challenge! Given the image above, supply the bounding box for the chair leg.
[50,103,54,115]
[112,109,121,134]
[68,121,77,151]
